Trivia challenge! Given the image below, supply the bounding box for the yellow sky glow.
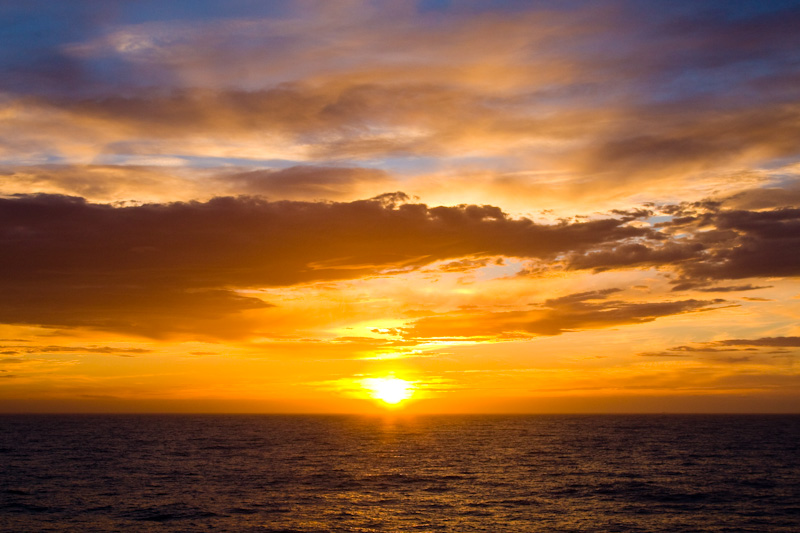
[1,1,799,414]
[361,376,416,407]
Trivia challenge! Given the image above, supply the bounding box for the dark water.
[1,415,799,532]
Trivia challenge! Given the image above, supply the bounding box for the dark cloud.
[609,208,653,221]
[0,283,271,339]
[654,4,800,69]
[576,104,800,180]
[681,208,800,281]
[434,257,495,273]
[0,193,650,337]
[218,165,391,199]
[562,198,800,288]
[404,289,723,340]
[695,284,771,293]
[639,336,800,357]
[63,86,336,138]
[0,345,154,355]
[724,179,800,210]
[717,337,800,348]
[566,242,704,272]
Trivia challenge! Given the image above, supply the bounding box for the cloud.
[0,163,396,204]
[0,193,651,337]
[7,81,608,163]
[0,345,154,356]
[0,283,271,339]
[432,257,497,273]
[403,289,724,340]
[695,284,771,293]
[1,1,798,213]
[679,207,800,282]
[216,165,392,199]
[571,104,800,187]
[725,176,800,210]
[639,336,800,357]
[717,337,800,348]
[2,190,783,339]
[565,242,704,272]
[558,193,800,289]
[0,164,200,202]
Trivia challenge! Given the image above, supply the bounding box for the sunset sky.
[2,0,799,413]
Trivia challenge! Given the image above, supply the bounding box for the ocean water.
[1,415,799,532]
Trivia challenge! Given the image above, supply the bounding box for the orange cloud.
[404,289,724,340]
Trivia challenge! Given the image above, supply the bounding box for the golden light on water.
[361,377,415,406]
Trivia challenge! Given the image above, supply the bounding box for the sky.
[1,0,799,413]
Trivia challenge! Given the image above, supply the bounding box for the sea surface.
[1,414,799,532]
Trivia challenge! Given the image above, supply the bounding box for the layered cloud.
[640,337,800,359]
[1,1,798,210]
[215,165,392,200]
[403,289,724,340]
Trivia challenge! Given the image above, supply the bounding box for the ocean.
[1,414,799,532]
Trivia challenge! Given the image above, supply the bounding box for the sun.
[361,376,415,406]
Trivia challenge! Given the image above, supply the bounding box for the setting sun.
[1,0,799,418]
[361,377,415,406]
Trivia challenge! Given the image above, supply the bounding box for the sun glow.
[361,376,415,406]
